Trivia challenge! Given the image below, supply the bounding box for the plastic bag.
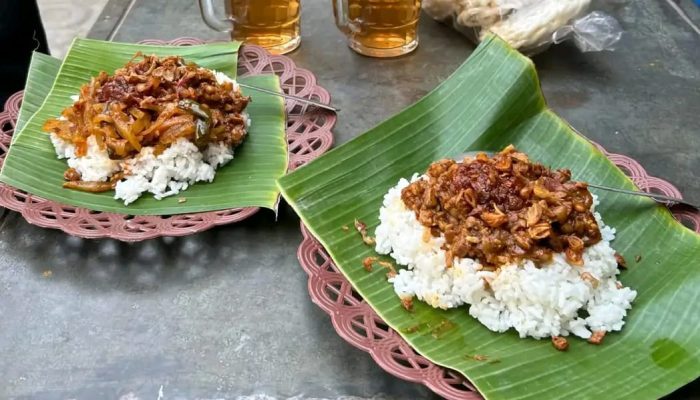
[422,0,625,55]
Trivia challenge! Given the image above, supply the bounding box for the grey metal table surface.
[2,1,699,399]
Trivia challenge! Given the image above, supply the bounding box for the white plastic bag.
[423,0,625,55]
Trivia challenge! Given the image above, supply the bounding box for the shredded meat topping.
[43,53,250,192]
[401,145,602,268]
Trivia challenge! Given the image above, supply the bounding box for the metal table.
[2,1,698,398]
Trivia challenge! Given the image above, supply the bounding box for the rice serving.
[373,148,637,346]
[44,54,251,205]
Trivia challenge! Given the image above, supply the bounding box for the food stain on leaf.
[430,319,456,339]
[377,260,397,278]
[354,219,376,246]
[362,256,376,272]
[361,257,396,278]
[401,323,426,334]
[401,319,457,337]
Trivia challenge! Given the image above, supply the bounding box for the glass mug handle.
[198,0,234,32]
[332,0,351,34]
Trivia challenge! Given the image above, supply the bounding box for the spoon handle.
[238,83,340,113]
[587,183,698,209]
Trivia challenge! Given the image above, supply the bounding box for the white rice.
[50,134,120,182]
[375,175,637,340]
[50,69,248,205]
[114,138,233,204]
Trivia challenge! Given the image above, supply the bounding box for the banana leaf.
[278,35,700,400]
[0,38,288,215]
[15,52,61,135]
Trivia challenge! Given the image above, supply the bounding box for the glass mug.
[199,0,301,55]
[333,0,422,57]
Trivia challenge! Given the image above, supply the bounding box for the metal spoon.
[195,52,341,113]
[585,183,698,209]
[459,151,698,209]
[238,83,340,113]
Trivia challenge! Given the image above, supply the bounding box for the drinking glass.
[199,0,301,55]
[333,0,422,57]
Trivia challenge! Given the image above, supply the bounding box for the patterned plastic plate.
[297,144,700,400]
[0,38,335,241]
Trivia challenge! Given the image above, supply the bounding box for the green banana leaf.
[278,35,700,400]
[1,38,288,215]
[15,52,61,135]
